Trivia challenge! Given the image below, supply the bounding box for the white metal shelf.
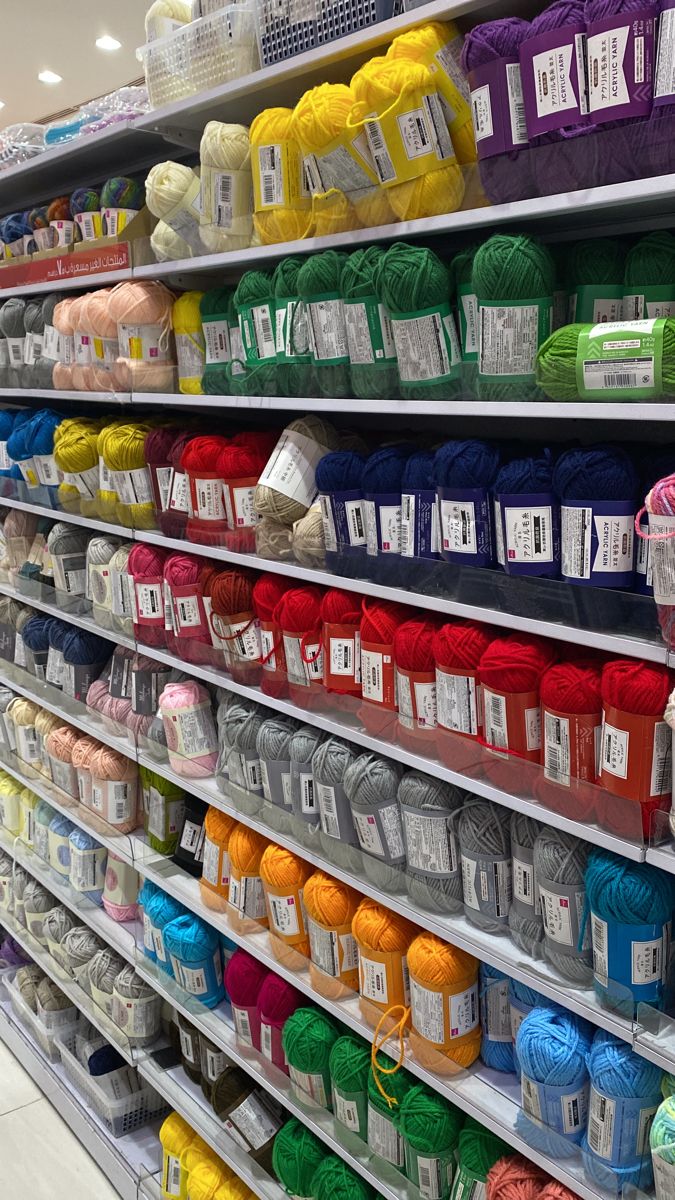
[0,995,161,1200]
[0,268,132,300]
[0,389,129,403]
[0,498,664,665]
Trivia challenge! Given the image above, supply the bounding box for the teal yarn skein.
[472,234,555,402]
[162,913,225,1008]
[341,245,399,402]
[297,251,351,399]
[585,847,674,1014]
[582,1028,662,1193]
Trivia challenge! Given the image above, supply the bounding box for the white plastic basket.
[137,7,260,109]
[3,970,78,1061]
[55,1029,168,1137]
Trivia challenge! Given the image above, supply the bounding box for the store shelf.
[0,661,135,757]
[0,494,129,537]
[0,268,132,300]
[0,389,129,404]
[0,994,161,1200]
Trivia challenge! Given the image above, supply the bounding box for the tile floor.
[0,1037,121,1199]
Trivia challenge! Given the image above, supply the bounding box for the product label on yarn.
[343,296,396,366]
[74,209,102,241]
[62,464,100,501]
[202,1043,228,1081]
[163,1154,181,1199]
[178,816,205,864]
[461,850,512,923]
[33,821,49,863]
[169,585,208,639]
[561,500,635,585]
[587,1086,659,1166]
[655,2,675,103]
[449,1166,486,1200]
[479,298,551,380]
[307,915,359,984]
[52,551,86,597]
[401,804,458,878]
[587,10,655,123]
[165,699,217,762]
[16,457,38,488]
[178,1023,198,1066]
[0,442,10,472]
[114,466,153,508]
[521,1074,589,1145]
[222,478,259,531]
[5,337,24,368]
[74,332,92,366]
[203,316,231,366]
[282,632,323,688]
[275,296,310,363]
[148,790,184,841]
[623,285,675,320]
[469,56,528,158]
[332,1085,367,1136]
[134,579,164,626]
[291,763,318,822]
[175,331,205,383]
[102,207,136,237]
[132,666,170,715]
[323,622,361,692]
[352,800,405,864]
[401,489,441,560]
[577,319,664,398]
[112,990,160,1039]
[482,686,541,760]
[410,975,479,1047]
[436,668,480,737]
[539,877,590,957]
[87,562,113,614]
[34,454,59,488]
[239,301,277,364]
[42,324,61,362]
[187,471,226,523]
[519,24,589,137]
[253,140,309,211]
[483,973,511,1042]
[358,948,409,1008]
[45,645,64,688]
[363,493,401,557]
[202,838,229,890]
[49,756,78,797]
[260,758,292,810]
[306,295,349,364]
[118,322,170,363]
[289,1066,328,1108]
[438,485,494,566]
[225,1092,281,1152]
[212,612,261,661]
[201,166,251,234]
[390,302,461,384]
[396,666,437,731]
[457,285,479,361]
[23,332,42,367]
[258,427,331,511]
[368,1104,405,1167]
[63,662,98,702]
[69,845,106,894]
[360,640,397,711]
[160,176,203,252]
[511,842,540,921]
[569,285,624,325]
[228,871,267,920]
[406,1146,455,1200]
[361,88,455,189]
[498,491,560,577]
[109,649,133,699]
[591,913,669,1003]
[91,778,135,826]
[314,780,355,843]
[172,949,222,998]
[543,705,602,788]
[646,512,675,602]
[15,725,39,765]
[25,646,48,682]
[266,885,304,941]
[302,127,376,198]
[13,632,26,668]
[600,706,672,802]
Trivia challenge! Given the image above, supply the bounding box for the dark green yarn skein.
[200,287,231,396]
[341,245,399,402]
[273,256,315,398]
[297,250,351,399]
[232,270,278,397]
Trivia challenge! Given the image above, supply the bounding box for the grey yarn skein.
[87,536,122,630]
[230,707,266,813]
[36,976,71,1011]
[289,725,326,849]
[23,299,49,389]
[23,879,54,914]
[42,904,76,952]
[47,522,89,559]
[534,825,592,986]
[215,696,253,787]
[61,927,104,988]
[33,294,63,388]
[457,799,512,934]
[509,813,544,955]
[10,864,29,923]
[88,947,126,996]
[400,771,465,914]
[113,964,161,1045]
[0,297,26,389]
[343,752,406,893]
[256,714,299,833]
[311,736,361,872]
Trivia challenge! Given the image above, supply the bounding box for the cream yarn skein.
[145,162,203,254]
[199,122,253,253]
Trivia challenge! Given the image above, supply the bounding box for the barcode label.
[483,689,508,749]
[365,118,396,183]
[259,144,283,207]
[506,61,528,144]
[544,712,570,785]
[592,912,608,985]
[583,356,654,391]
[400,494,412,557]
[347,499,365,545]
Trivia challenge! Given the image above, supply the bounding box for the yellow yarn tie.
[370,1003,410,1107]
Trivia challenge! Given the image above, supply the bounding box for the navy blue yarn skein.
[87,1044,126,1075]
[401,450,441,588]
[0,213,31,243]
[315,450,366,579]
[21,615,53,654]
[62,630,111,701]
[553,445,639,500]
[433,439,501,488]
[362,444,414,585]
[495,449,560,580]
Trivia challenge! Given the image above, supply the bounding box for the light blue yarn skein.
[508,978,547,1077]
[47,812,75,880]
[138,879,159,963]
[516,1005,593,1158]
[163,913,225,1009]
[68,828,107,906]
[480,962,515,1073]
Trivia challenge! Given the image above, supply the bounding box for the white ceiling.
[1,0,147,129]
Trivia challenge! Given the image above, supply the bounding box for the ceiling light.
[38,70,62,84]
[0,103,5,111]
[96,35,122,51]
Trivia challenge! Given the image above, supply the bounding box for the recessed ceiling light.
[96,35,122,51]
[0,102,5,110]
[38,70,62,84]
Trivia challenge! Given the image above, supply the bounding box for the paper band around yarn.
[469,57,528,160]
[350,86,456,189]
[519,23,589,139]
[409,972,479,1050]
[586,9,656,124]
[599,704,672,804]
[263,878,307,946]
[479,297,551,381]
[390,302,461,385]
[401,489,441,560]
[576,318,665,400]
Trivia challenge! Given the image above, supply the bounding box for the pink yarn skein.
[486,1157,550,1200]
[102,851,139,922]
[128,543,168,649]
[159,680,218,777]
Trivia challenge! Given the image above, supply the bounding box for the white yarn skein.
[151,220,192,264]
[145,0,192,40]
[199,121,253,253]
[145,162,202,253]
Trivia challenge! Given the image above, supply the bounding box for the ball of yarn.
[290,85,363,236]
[160,681,218,778]
[351,895,415,1025]
[508,813,544,955]
[312,1156,376,1200]
[461,20,533,204]
[516,1005,592,1155]
[407,930,480,1072]
[399,770,464,913]
[61,926,104,987]
[163,913,225,1008]
[457,799,511,934]
[100,176,145,213]
[303,869,359,999]
[112,963,161,1044]
[260,842,311,965]
[272,1119,324,1196]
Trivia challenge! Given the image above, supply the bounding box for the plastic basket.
[55,1029,168,1137]
[316,0,394,46]
[3,970,78,1061]
[137,7,260,109]
[254,0,394,65]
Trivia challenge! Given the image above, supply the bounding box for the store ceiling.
[1,0,146,129]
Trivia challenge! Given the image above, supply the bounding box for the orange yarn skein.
[302,869,360,1000]
[407,931,480,1074]
[259,843,312,968]
[227,824,270,934]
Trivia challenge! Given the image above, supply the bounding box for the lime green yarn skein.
[232,270,278,397]
[273,256,315,399]
[312,1155,377,1200]
[140,764,185,855]
[341,246,399,402]
[472,233,555,402]
[399,1084,464,1199]
[272,1118,325,1196]
[329,1034,371,1143]
[375,242,460,401]
[200,288,231,396]
[537,318,675,400]
[298,251,351,398]
[566,238,625,323]
[282,1006,341,1109]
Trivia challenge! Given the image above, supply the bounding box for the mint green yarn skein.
[232,270,278,397]
[297,251,350,399]
[472,233,555,402]
[375,242,459,401]
[273,257,315,399]
[341,246,399,402]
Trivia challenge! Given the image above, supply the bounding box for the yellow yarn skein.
[173,293,205,395]
[291,84,364,236]
[249,108,315,245]
[96,422,124,522]
[187,1160,232,1200]
[151,220,192,263]
[159,1111,196,1200]
[102,421,157,529]
[54,417,101,518]
[0,772,21,835]
[386,22,476,165]
[350,58,465,222]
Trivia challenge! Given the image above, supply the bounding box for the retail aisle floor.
[0,1037,121,1198]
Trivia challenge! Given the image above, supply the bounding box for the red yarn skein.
[433,619,492,773]
[320,588,362,702]
[210,568,260,686]
[274,585,325,709]
[359,598,411,736]
[478,633,557,792]
[252,572,289,699]
[164,552,211,663]
[598,658,673,840]
[535,659,603,823]
[127,543,168,648]
[218,436,271,554]
[182,434,230,546]
[393,617,439,748]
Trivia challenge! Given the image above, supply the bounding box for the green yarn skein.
[455,1117,510,1182]
[282,1006,341,1109]
[566,238,625,322]
[231,270,278,397]
[341,246,399,402]
[472,233,555,402]
[140,764,184,856]
[450,244,479,398]
[329,1034,371,1143]
[312,1156,377,1200]
[399,1084,464,1198]
[297,250,351,399]
[375,242,459,402]
[367,1051,413,1115]
[272,1118,325,1195]
[200,288,231,396]
[624,231,675,317]
[537,318,675,401]
[273,256,315,399]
